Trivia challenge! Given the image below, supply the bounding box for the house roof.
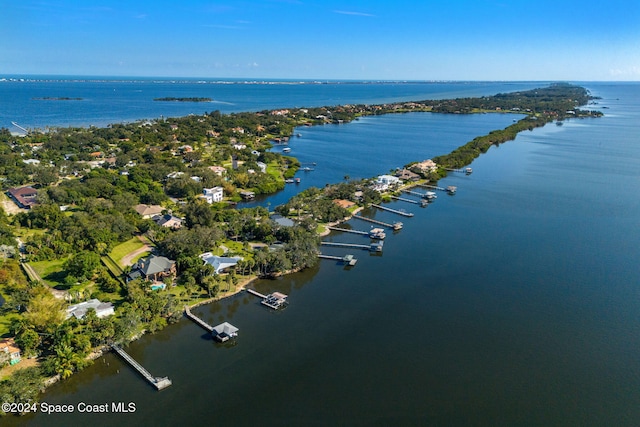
[7,186,38,208]
[153,214,183,228]
[200,253,243,274]
[212,322,238,336]
[0,338,21,356]
[135,255,175,276]
[134,204,164,217]
[66,299,114,319]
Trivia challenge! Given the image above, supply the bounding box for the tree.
[23,293,66,333]
[64,250,101,280]
[0,367,43,409]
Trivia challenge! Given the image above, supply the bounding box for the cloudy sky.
[2,0,639,80]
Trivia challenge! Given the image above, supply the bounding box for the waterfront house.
[376,175,401,186]
[200,252,243,274]
[66,299,115,320]
[0,338,21,365]
[202,187,224,204]
[395,168,420,182]
[413,159,438,174]
[134,204,164,219]
[7,186,38,209]
[128,255,176,282]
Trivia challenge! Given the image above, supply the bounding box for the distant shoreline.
[153,97,212,102]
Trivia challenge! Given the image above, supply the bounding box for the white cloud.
[333,10,375,17]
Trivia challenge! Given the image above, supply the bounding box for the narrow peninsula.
[0,83,601,412]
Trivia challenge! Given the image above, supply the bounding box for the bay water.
[4,82,640,426]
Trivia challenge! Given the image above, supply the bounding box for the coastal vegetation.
[0,83,602,414]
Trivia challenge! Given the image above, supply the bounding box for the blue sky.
[2,0,639,80]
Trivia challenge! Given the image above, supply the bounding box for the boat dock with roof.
[318,253,358,265]
[247,288,289,310]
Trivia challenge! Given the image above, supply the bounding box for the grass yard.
[0,312,20,337]
[109,237,148,265]
[29,258,68,287]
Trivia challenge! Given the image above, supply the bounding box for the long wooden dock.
[390,196,419,204]
[445,167,472,174]
[416,183,446,191]
[416,183,457,194]
[318,254,358,265]
[327,226,368,235]
[371,204,414,217]
[112,344,172,390]
[184,305,214,333]
[353,215,403,230]
[320,241,371,250]
[246,288,267,299]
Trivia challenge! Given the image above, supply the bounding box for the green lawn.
[29,259,68,287]
[0,312,21,337]
[109,237,146,264]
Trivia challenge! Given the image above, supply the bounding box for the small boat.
[301,167,314,171]
[294,177,301,183]
[446,186,457,195]
[285,179,295,183]
[282,147,291,153]
[296,133,302,137]
[465,167,473,175]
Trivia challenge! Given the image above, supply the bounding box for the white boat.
[282,147,291,153]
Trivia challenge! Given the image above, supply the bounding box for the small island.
[32,97,83,101]
[153,97,212,102]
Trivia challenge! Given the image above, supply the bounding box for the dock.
[327,226,369,236]
[321,241,383,252]
[184,305,214,333]
[371,204,414,217]
[111,344,172,390]
[318,253,358,265]
[247,288,289,310]
[416,183,457,194]
[328,226,385,239]
[390,196,420,205]
[211,322,239,342]
[353,215,403,230]
[445,167,472,175]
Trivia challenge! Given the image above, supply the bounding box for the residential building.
[134,204,164,219]
[153,214,183,229]
[66,299,115,320]
[0,338,21,366]
[200,253,243,274]
[128,255,176,282]
[202,187,224,203]
[6,186,38,209]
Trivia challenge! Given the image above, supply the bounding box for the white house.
[376,175,401,186]
[200,252,243,274]
[202,187,224,203]
[66,299,115,320]
[256,161,267,173]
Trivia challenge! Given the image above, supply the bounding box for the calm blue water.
[0,76,543,130]
[5,82,640,427]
